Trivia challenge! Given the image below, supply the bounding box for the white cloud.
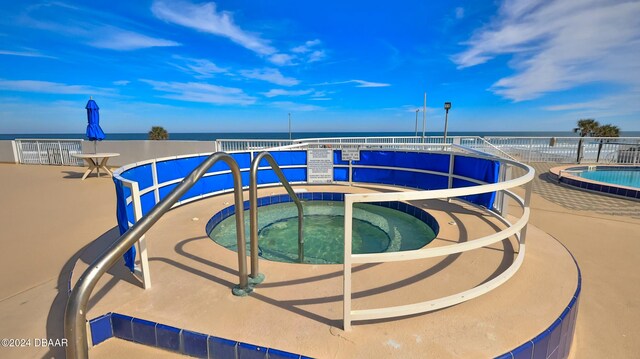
[268,53,295,66]
[152,0,276,56]
[291,39,321,54]
[91,27,180,50]
[141,79,255,105]
[317,79,391,88]
[290,39,326,63]
[262,89,313,98]
[113,80,130,86]
[542,88,640,117]
[151,1,327,66]
[0,50,56,59]
[172,56,227,78]
[0,79,115,96]
[270,101,323,112]
[455,7,465,19]
[308,50,326,63]
[239,68,300,86]
[22,5,180,52]
[453,0,640,101]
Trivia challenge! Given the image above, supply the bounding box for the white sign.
[341,147,360,161]
[307,148,333,183]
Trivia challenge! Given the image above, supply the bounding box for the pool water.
[577,168,640,188]
[208,201,437,264]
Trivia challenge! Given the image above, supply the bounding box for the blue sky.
[0,0,639,134]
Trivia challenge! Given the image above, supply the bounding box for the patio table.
[71,153,120,180]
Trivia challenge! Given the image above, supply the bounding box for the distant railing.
[13,136,640,166]
[216,139,296,152]
[484,137,640,164]
[15,139,84,166]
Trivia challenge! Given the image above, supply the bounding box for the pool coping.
[549,165,640,201]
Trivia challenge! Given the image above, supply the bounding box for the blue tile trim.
[132,318,157,347]
[494,243,582,359]
[209,336,237,359]
[267,347,301,359]
[89,313,113,346]
[181,329,208,358]
[88,312,313,358]
[237,342,268,359]
[111,313,133,341]
[156,323,181,352]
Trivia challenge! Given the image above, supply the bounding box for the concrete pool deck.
[70,183,574,358]
[0,163,639,358]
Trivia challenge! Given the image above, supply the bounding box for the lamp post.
[414,109,419,137]
[443,102,452,144]
[288,113,291,140]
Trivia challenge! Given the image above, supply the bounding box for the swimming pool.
[207,196,438,264]
[574,167,640,188]
[552,165,640,200]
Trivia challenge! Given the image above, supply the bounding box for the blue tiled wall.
[494,257,582,359]
[559,176,640,200]
[117,150,504,227]
[89,312,313,359]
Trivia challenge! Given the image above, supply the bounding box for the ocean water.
[2,131,639,141]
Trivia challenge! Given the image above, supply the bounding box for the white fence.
[15,139,84,166]
[9,136,640,166]
[484,137,640,164]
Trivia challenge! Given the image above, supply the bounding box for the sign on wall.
[307,148,333,183]
[341,146,360,161]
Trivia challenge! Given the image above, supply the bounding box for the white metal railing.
[105,144,534,333]
[484,136,640,164]
[342,157,534,330]
[15,139,84,166]
[216,139,297,152]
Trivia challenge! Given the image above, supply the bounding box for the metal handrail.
[476,137,518,161]
[65,152,249,359]
[249,152,304,282]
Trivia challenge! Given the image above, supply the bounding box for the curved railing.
[67,144,534,357]
[342,157,534,330]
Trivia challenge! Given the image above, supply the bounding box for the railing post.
[130,182,152,289]
[500,165,512,217]
[448,153,455,189]
[36,140,43,164]
[12,140,20,164]
[343,196,353,332]
[151,160,160,204]
[58,141,65,165]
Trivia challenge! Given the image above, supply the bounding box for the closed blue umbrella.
[85,98,105,153]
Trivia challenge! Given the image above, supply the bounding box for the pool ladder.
[65,151,303,359]
[248,152,304,285]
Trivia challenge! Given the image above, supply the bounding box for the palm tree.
[573,119,599,163]
[594,124,620,162]
[148,126,169,140]
[595,124,620,137]
[574,118,599,137]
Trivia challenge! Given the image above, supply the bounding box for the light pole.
[443,102,451,144]
[288,113,291,140]
[422,92,426,142]
[415,109,419,137]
